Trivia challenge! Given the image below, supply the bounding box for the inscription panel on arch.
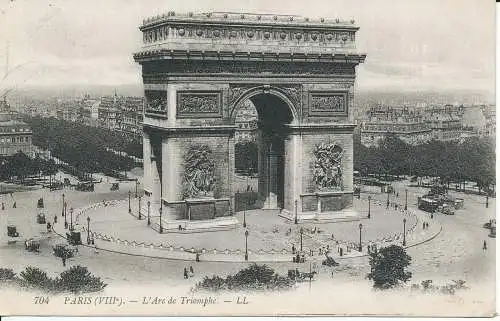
[308,91,348,117]
[176,91,223,118]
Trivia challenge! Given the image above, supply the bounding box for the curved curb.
[52,216,443,264]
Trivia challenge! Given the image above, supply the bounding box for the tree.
[367,245,412,289]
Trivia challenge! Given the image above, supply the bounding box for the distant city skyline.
[0,0,495,101]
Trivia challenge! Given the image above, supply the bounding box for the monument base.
[151,216,240,234]
[279,207,360,223]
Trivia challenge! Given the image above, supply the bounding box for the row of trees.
[25,117,141,173]
[354,134,496,192]
[0,152,58,181]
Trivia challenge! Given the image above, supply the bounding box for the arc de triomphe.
[133,12,366,232]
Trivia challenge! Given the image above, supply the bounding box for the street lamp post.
[243,200,247,228]
[159,207,163,233]
[64,202,68,229]
[294,199,298,224]
[403,218,407,246]
[368,196,372,219]
[128,191,131,213]
[358,223,363,252]
[70,208,74,231]
[61,193,65,217]
[300,227,304,252]
[86,217,91,244]
[135,180,138,198]
[147,201,151,226]
[138,196,142,220]
[405,189,408,211]
[244,230,249,261]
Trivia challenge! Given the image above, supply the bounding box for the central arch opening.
[234,92,294,211]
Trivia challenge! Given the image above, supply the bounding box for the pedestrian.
[292,244,296,254]
[423,222,426,230]
[396,192,399,197]
[395,204,398,210]
[1,202,4,210]
[184,267,188,279]
[189,265,194,276]
[12,202,16,208]
[196,253,200,262]
[319,248,323,255]
[483,240,487,251]
[339,247,343,256]
[62,256,66,267]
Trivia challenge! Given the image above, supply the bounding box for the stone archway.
[231,86,298,211]
[134,12,366,232]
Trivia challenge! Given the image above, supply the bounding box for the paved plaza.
[49,186,444,262]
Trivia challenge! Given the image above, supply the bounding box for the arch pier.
[134,12,366,231]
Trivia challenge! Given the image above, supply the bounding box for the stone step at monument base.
[279,208,361,224]
[150,216,240,234]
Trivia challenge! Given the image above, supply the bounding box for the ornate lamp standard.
[300,227,304,252]
[244,230,249,261]
[64,202,68,229]
[147,201,151,226]
[128,191,131,213]
[138,196,142,219]
[358,223,363,252]
[403,218,407,246]
[368,196,372,219]
[61,193,65,218]
[70,208,74,231]
[159,207,163,233]
[86,217,91,244]
[405,189,408,211]
[294,199,298,224]
[243,196,247,228]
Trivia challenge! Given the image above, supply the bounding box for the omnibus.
[417,197,439,213]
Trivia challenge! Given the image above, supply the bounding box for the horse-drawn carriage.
[25,238,41,252]
[110,183,119,191]
[7,225,19,237]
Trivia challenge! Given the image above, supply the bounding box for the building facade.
[359,104,483,146]
[0,98,32,157]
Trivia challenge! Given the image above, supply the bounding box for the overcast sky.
[0,0,495,97]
